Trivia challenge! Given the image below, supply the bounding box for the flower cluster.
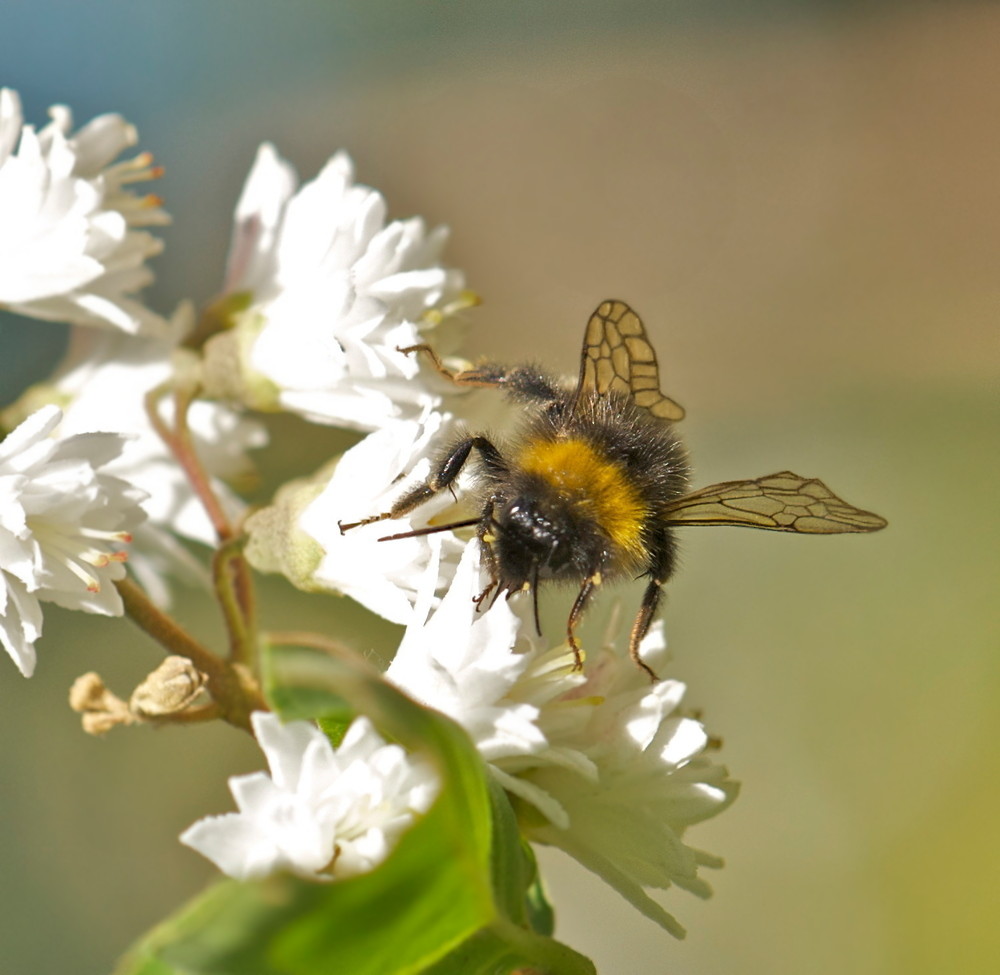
[0,404,145,676]
[203,142,469,432]
[181,711,439,881]
[386,543,737,935]
[0,87,169,334]
[43,315,267,606]
[0,85,737,939]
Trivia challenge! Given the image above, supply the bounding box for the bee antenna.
[377,517,480,542]
[531,563,542,636]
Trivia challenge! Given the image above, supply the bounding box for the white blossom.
[180,711,439,881]
[524,623,739,937]
[389,543,595,826]
[44,308,267,605]
[390,543,738,935]
[0,405,145,677]
[218,143,467,430]
[0,87,168,334]
[298,405,466,625]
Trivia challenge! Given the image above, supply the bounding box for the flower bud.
[129,656,208,717]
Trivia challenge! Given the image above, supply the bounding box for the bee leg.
[397,345,561,403]
[396,344,467,382]
[338,436,503,534]
[396,345,515,391]
[566,573,602,670]
[485,365,562,403]
[628,579,664,682]
[472,581,497,610]
[472,504,505,605]
[476,501,499,563]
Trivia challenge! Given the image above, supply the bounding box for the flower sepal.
[243,465,330,591]
[199,311,284,413]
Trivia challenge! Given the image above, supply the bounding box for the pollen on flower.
[421,289,482,326]
[78,526,134,544]
[60,554,103,590]
[80,548,129,569]
[111,151,162,182]
[142,193,165,208]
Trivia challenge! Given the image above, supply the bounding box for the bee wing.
[574,299,686,421]
[663,471,887,533]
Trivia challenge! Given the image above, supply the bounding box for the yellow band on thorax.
[515,437,646,559]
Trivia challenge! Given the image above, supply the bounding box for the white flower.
[524,627,739,937]
[0,87,168,334]
[389,543,595,826]
[46,309,267,605]
[217,143,467,430]
[180,711,439,881]
[299,405,466,625]
[390,544,738,935]
[0,405,145,677]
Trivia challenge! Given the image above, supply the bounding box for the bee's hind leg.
[628,579,664,682]
[628,537,677,681]
[398,344,561,404]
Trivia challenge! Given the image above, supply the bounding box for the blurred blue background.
[1,3,998,974]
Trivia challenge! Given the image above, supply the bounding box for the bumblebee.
[340,300,887,679]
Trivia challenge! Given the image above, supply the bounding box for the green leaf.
[486,776,535,927]
[117,643,496,975]
[314,713,351,746]
[524,873,556,938]
[422,920,596,975]
[115,643,595,975]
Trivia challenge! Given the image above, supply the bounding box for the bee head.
[491,495,580,588]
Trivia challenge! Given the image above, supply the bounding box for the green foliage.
[114,643,593,975]
[524,875,556,938]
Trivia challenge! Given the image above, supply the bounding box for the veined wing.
[573,299,685,421]
[664,471,887,533]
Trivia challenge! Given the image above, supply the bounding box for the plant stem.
[116,578,265,733]
[144,384,233,540]
[145,379,261,668]
[264,631,357,660]
[214,535,258,666]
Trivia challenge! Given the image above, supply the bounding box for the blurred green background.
[1,3,997,973]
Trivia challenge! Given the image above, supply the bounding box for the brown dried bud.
[69,672,133,735]
[129,656,208,718]
[81,711,131,736]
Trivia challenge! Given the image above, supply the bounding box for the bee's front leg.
[338,436,504,535]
